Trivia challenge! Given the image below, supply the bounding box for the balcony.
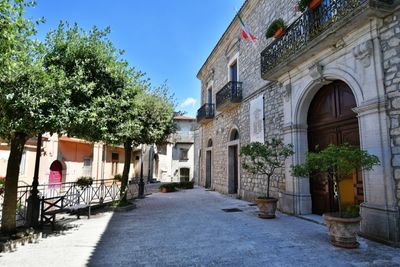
[197,103,215,124]
[216,81,243,111]
[261,0,397,81]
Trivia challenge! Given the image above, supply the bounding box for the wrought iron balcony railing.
[197,103,215,123]
[261,0,396,80]
[216,81,243,111]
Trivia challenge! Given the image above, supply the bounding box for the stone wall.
[380,9,400,207]
[197,0,297,200]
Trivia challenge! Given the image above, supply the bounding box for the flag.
[237,13,256,41]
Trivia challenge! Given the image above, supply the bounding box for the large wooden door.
[228,145,239,194]
[206,150,212,188]
[307,81,362,214]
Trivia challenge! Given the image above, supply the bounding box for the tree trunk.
[120,138,132,202]
[1,133,28,233]
[267,174,271,199]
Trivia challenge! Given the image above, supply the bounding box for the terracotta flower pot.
[255,198,278,219]
[273,28,285,39]
[161,187,169,193]
[323,213,361,248]
[309,0,323,10]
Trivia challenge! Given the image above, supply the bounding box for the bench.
[40,196,91,227]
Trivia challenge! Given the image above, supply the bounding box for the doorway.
[205,139,213,188]
[49,160,63,188]
[228,129,239,194]
[307,80,362,214]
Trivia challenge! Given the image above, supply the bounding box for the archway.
[307,80,362,214]
[49,160,63,188]
[228,129,239,194]
[205,139,213,188]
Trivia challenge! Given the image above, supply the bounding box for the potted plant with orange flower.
[266,19,286,39]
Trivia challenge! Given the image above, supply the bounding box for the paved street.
[1,187,399,267]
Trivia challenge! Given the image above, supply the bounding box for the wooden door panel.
[307,81,361,214]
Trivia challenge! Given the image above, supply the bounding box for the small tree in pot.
[240,139,294,219]
[292,143,379,248]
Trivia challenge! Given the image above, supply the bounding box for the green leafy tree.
[103,83,176,202]
[43,22,129,142]
[240,139,294,199]
[0,0,67,233]
[291,143,380,216]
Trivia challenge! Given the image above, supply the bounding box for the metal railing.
[197,103,215,122]
[260,0,388,79]
[0,178,143,227]
[216,81,243,110]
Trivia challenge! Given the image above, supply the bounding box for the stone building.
[196,0,400,245]
[134,116,197,183]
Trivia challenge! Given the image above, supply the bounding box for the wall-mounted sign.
[250,95,264,143]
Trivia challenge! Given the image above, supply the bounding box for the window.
[83,157,92,177]
[179,148,189,161]
[180,168,190,182]
[111,152,119,176]
[230,60,238,82]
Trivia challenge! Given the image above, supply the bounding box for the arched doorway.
[49,160,63,188]
[307,80,362,214]
[205,139,213,188]
[228,129,239,194]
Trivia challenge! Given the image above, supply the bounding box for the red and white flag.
[237,13,256,41]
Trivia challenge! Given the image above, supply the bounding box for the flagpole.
[233,7,258,51]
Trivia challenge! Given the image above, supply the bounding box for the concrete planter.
[255,198,278,219]
[323,213,361,248]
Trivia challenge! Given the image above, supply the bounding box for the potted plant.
[298,0,323,12]
[76,176,93,189]
[292,143,380,248]
[240,139,294,219]
[159,183,176,193]
[266,18,286,39]
[113,174,123,182]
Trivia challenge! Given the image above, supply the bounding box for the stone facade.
[381,10,400,208]
[196,0,400,246]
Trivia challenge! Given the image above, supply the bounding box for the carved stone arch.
[228,126,240,142]
[207,139,213,147]
[294,67,365,127]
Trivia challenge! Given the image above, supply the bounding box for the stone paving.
[1,187,400,267]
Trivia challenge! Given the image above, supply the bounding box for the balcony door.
[307,80,362,215]
[208,87,212,105]
[230,61,237,82]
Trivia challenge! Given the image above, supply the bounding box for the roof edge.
[196,0,249,80]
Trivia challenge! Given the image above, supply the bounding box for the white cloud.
[180,97,197,108]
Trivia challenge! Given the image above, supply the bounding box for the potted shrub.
[76,176,93,189]
[266,18,286,39]
[113,174,123,182]
[292,143,380,248]
[159,183,176,193]
[298,0,323,12]
[240,139,294,219]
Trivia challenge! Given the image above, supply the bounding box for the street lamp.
[138,144,146,198]
[26,133,42,227]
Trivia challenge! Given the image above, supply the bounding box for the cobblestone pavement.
[1,187,400,267]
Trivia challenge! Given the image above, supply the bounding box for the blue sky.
[26,0,245,116]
